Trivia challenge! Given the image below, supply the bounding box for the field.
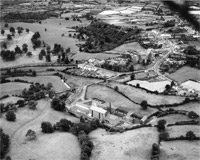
[168,66,200,83]
[160,141,200,160]
[59,72,101,88]
[156,114,191,124]
[127,80,171,92]
[1,99,80,160]
[106,82,185,105]
[8,75,70,92]
[167,125,200,137]
[86,84,157,117]
[0,30,58,68]
[0,96,23,104]
[0,82,30,96]
[89,127,158,160]
[162,102,200,116]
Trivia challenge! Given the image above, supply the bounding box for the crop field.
[160,141,200,160]
[0,82,30,96]
[106,82,185,106]
[89,127,158,160]
[168,66,200,83]
[8,75,70,92]
[86,84,157,116]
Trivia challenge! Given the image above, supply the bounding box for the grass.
[167,125,200,137]
[85,84,157,117]
[89,127,158,160]
[156,114,191,124]
[1,99,80,160]
[162,102,200,116]
[59,72,101,88]
[0,82,30,96]
[160,141,200,160]
[8,75,69,92]
[0,30,57,68]
[167,66,200,83]
[106,82,185,106]
[0,96,24,104]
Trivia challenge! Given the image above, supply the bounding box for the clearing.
[89,127,158,160]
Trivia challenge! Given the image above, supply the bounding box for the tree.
[141,100,148,110]
[16,100,25,108]
[7,34,12,40]
[0,129,10,159]
[1,29,5,35]
[2,42,7,49]
[28,100,38,110]
[114,86,119,91]
[55,119,72,131]
[152,143,160,155]
[46,82,53,90]
[15,45,22,54]
[188,111,199,119]
[26,28,29,33]
[41,122,54,133]
[130,73,135,80]
[46,54,51,62]
[9,27,15,34]
[26,52,32,57]
[165,84,171,90]
[25,129,37,140]
[17,29,22,35]
[4,23,9,28]
[32,70,37,77]
[51,98,65,111]
[6,110,16,121]
[186,131,196,140]
[40,49,46,56]
[5,156,12,160]
[157,119,166,132]
[38,53,43,60]
[159,131,169,141]
[22,43,28,53]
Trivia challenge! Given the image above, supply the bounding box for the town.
[0,0,200,160]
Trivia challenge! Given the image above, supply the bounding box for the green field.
[168,66,200,83]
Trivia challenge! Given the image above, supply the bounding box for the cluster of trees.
[77,22,141,53]
[1,43,31,61]
[183,46,200,68]
[0,129,10,159]
[163,19,176,28]
[139,41,162,49]
[22,82,55,101]
[78,130,94,160]
[3,12,53,22]
[31,32,41,49]
[151,143,160,160]
[5,110,16,121]
[101,59,135,72]
[51,98,65,111]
